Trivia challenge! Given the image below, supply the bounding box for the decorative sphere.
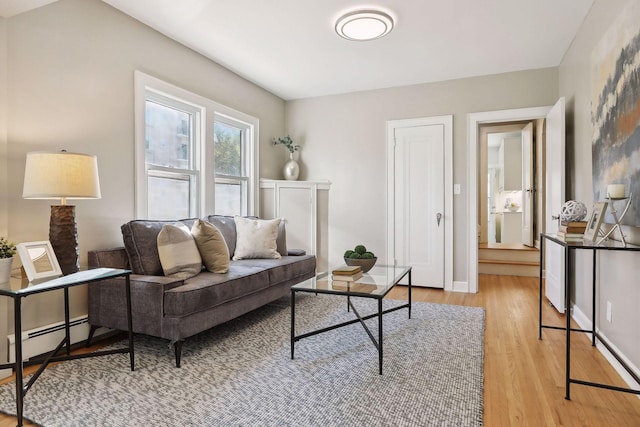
[560,200,587,222]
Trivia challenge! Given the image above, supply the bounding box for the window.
[213,119,249,216]
[144,97,200,219]
[135,71,258,219]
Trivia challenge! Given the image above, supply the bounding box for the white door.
[544,98,566,313]
[393,124,445,288]
[521,122,534,246]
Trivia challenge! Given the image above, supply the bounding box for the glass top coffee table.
[290,264,412,374]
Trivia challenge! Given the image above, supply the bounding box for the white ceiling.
[2,0,594,100]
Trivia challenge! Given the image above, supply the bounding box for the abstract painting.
[591,1,640,226]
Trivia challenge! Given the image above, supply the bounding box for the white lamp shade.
[22,151,101,201]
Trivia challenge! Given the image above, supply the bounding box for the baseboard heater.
[7,315,110,363]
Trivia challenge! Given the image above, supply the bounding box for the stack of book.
[557,220,587,242]
[331,265,363,285]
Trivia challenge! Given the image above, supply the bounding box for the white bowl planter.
[0,257,13,284]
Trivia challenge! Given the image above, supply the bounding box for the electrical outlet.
[606,301,612,323]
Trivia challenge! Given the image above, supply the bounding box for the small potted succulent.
[344,244,377,273]
[0,237,17,283]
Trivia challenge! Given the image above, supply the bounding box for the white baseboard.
[0,368,10,380]
[7,315,111,363]
[452,281,469,292]
[571,304,640,393]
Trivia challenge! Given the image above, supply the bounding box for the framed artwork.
[17,241,62,283]
[584,202,608,242]
[591,2,640,226]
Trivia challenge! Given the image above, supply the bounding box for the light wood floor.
[1,274,640,426]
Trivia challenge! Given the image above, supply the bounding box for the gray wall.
[0,17,7,237]
[559,0,640,371]
[0,17,7,371]
[2,0,286,330]
[285,69,558,284]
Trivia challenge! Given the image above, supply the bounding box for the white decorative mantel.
[259,179,331,273]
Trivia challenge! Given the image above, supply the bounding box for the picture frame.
[584,202,608,241]
[17,241,62,283]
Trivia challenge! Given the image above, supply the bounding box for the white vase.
[0,257,13,284]
[283,152,300,181]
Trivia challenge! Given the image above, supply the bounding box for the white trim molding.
[467,105,551,293]
[134,71,260,218]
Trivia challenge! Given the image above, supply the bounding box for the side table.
[0,268,134,426]
[539,233,640,400]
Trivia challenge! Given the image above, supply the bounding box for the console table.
[539,233,640,400]
[0,268,133,426]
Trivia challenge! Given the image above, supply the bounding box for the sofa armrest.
[287,248,306,256]
[129,274,186,291]
[88,273,185,338]
[88,247,129,269]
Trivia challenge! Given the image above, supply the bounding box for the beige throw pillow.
[157,223,202,279]
[191,219,230,273]
[232,217,282,260]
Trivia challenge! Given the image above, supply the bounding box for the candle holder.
[597,192,633,247]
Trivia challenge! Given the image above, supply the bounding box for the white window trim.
[134,71,259,219]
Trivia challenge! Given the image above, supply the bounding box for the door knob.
[436,212,442,227]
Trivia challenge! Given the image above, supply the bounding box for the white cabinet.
[260,179,331,272]
[501,212,522,244]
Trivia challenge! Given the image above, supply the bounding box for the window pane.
[146,100,191,169]
[215,182,241,216]
[214,122,241,176]
[148,175,190,219]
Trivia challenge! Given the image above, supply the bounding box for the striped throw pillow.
[157,223,202,279]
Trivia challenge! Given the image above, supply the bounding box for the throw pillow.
[157,223,202,279]
[232,217,282,260]
[191,219,230,273]
[276,219,287,257]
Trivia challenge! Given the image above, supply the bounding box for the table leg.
[64,288,71,356]
[125,275,135,371]
[290,290,295,360]
[408,269,412,319]
[14,297,23,426]
[565,246,571,400]
[592,249,597,347]
[378,298,383,375]
[539,235,544,340]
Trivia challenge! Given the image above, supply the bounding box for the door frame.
[467,106,552,293]
[386,115,453,291]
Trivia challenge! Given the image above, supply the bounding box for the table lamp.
[22,150,101,275]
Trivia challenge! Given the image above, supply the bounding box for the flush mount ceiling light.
[335,9,394,41]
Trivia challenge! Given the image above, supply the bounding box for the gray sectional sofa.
[87,215,316,367]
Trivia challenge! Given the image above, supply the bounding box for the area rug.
[0,295,485,426]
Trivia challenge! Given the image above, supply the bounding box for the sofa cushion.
[191,219,229,273]
[122,218,197,275]
[232,217,281,260]
[163,266,270,317]
[206,215,287,258]
[157,223,202,280]
[233,255,316,287]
